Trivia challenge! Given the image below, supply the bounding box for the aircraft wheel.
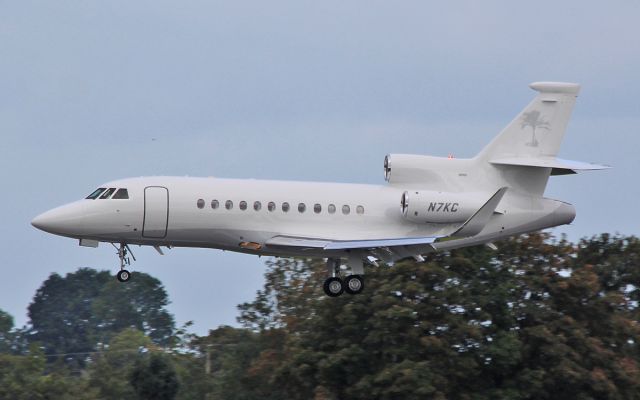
[344,275,364,295]
[116,269,131,283]
[323,277,344,297]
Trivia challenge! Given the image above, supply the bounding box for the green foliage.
[27,268,110,365]
[2,233,639,399]
[233,233,640,399]
[130,352,180,400]
[0,309,15,353]
[193,326,287,400]
[0,343,94,399]
[92,273,175,345]
[0,309,13,334]
[27,267,175,366]
[87,328,154,399]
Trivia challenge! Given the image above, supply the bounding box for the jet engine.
[400,190,484,224]
[384,154,472,185]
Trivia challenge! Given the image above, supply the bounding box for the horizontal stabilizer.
[453,187,508,237]
[490,157,610,175]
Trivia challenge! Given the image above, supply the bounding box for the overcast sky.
[1,1,639,335]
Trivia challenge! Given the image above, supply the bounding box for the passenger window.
[86,188,106,200]
[112,188,129,199]
[314,203,322,214]
[356,205,365,214]
[298,203,306,213]
[342,205,350,215]
[254,201,262,211]
[225,200,233,210]
[328,204,336,214]
[197,199,205,209]
[282,202,290,212]
[100,188,117,199]
[268,202,276,212]
[211,200,219,209]
[240,201,247,210]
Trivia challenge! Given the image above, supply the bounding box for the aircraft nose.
[31,202,87,236]
[32,209,65,233]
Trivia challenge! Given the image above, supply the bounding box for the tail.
[384,82,607,195]
[474,82,606,196]
[476,81,581,161]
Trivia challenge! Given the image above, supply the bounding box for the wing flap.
[324,237,438,250]
[265,236,332,249]
[266,235,439,250]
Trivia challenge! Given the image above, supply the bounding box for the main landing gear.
[112,243,135,282]
[322,256,365,297]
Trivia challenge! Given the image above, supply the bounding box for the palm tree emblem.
[521,110,550,147]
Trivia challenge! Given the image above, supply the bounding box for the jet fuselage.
[32,176,575,258]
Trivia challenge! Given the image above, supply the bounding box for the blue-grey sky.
[2,1,639,335]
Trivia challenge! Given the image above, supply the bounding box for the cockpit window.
[86,188,106,200]
[112,188,129,199]
[99,188,117,199]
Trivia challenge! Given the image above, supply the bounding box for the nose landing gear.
[112,243,135,282]
[116,269,131,282]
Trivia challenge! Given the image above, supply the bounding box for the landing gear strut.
[323,258,343,296]
[322,256,365,297]
[112,243,135,282]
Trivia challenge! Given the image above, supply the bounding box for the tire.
[344,275,364,295]
[323,277,344,297]
[116,269,131,282]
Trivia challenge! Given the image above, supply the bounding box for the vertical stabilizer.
[474,82,581,196]
[476,82,580,161]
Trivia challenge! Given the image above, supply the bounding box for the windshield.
[99,188,117,199]
[86,188,106,200]
[112,188,129,199]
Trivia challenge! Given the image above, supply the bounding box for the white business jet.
[32,82,607,296]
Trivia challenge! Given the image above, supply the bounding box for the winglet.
[452,187,508,237]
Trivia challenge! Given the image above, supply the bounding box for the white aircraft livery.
[32,82,608,296]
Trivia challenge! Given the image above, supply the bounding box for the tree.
[9,233,639,399]
[194,326,287,400]
[0,343,95,399]
[0,309,12,335]
[27,268,110,366]
[234,233,640,399]
[27,268,175,366]
[92,273,175,345]
[0,309,14,353]
[130,352,179,400]
[87,328,155,399]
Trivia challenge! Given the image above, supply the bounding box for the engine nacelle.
[400,190,484,224]
[384,154,471,185]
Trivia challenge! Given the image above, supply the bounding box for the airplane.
[32,82,608,297]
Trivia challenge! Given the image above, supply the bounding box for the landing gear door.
[143,187,169,238]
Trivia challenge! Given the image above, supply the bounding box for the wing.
[265,235,439,264]
[265,187,508,264]
[266,235,439,250]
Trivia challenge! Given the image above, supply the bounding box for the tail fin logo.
[521,110,550,147]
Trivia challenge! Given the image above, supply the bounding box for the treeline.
[0,233,638,399]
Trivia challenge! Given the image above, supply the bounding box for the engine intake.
[384,153,467,185]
